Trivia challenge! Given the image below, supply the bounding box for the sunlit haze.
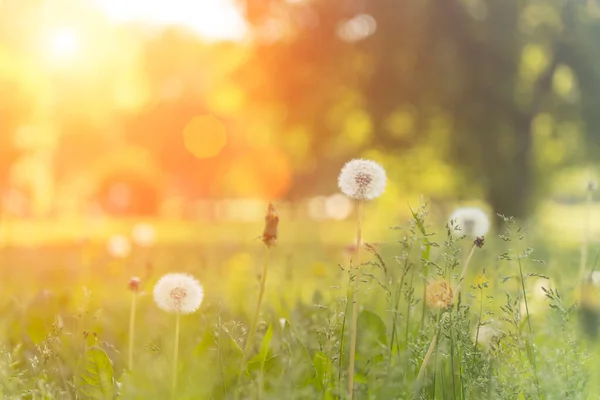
[47,28,80,59]
[91,0,247,40]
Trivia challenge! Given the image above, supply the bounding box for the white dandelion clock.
[449,207,490,238]
[338,158,387,399]
[338,159,387,200]
[153,273,204,315]
[154,273,204,396]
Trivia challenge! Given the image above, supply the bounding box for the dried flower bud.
[129,276,141,292]
[474,237,485,248]
[262,203,279,247]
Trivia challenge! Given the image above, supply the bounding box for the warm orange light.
[221,146,292,199]
[183,115,228,159]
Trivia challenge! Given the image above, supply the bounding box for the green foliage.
[76,346,116,400]
[0,204,598,399]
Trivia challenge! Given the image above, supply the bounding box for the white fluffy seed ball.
[449,207,490,238]
[153,273,204,315]
[338,159,387,200]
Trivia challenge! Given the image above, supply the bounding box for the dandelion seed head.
[425,279,454,309]
[338,159,387,200]
[153,273,204,314]
[449,207,490,238]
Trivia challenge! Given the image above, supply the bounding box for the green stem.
[172,313,180,398]
[242,246,271,368]
[516,242,542,399]
[338,284,349,393]
[347,199,364,400]
[475,287,484,346]
[455,244,476,295]
[128,292,136,371]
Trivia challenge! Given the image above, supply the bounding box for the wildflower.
[449,207,490,238]
[107,235,132,258]
[338,159,387,200]
[131,223,156,247]
[262,203,279,247]
[153,273,204,315]
[425,279,454,309]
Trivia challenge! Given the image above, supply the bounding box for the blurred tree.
[235,0,600,218]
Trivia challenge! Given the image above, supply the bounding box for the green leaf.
[312,351,332,391]
[76,346,116,400]
[357,310,387,350]
[258,323,273,369]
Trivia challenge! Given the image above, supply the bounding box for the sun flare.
[91,0,247,40]
[47,28,80,59]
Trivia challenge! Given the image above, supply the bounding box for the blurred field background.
[3,0,600,398]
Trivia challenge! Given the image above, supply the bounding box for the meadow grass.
[0,201,597,399]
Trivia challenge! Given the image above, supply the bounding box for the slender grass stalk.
[242,246,271,365]
[217,311,228,398]
[516,241,542,399]
[172,312,181,398]
[455,244,476,294]
[414,332,438,396]
[338,281,350,393]
[404,265,416,363]
[414,242,477,395]
[347,199,364,400]
[475,287,483,346]
[128,291,137,371]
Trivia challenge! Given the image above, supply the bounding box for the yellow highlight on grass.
[183,115,227,159]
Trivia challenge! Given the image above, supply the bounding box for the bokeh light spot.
[183,115,227,159]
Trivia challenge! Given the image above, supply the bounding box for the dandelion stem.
[243,246,271,364]
[414,333,438,397]
[347,199,364,400]
[455,244,476,295]
[172,312,180,398]
[128,291,136,371]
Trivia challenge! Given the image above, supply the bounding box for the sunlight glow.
[91,0,247,41]
[48,29,80,59]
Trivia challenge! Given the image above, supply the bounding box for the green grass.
[0,202,598,399]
